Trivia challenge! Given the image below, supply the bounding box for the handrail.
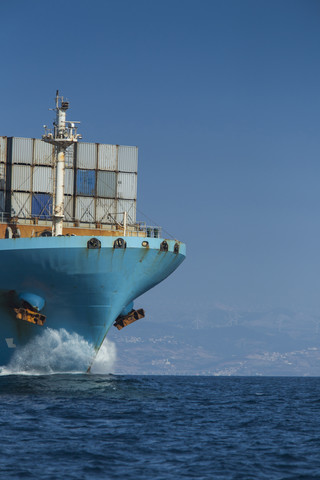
[0,211,162,238]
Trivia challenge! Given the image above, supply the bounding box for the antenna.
[42,92,82,236]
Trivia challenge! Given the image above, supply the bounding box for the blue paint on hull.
[0,236,186,365]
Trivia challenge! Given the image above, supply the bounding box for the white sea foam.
[0,328,117,375]
[90,339,117,374]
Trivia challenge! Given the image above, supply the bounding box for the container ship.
[0,92,186,368]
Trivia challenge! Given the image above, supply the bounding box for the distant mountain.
[107,304,320,375]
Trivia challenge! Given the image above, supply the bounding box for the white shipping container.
[0,163,6,190]
[117,199,136,225]
[33,166,53,193]
[98,144,118,171]
[117,173,137,199]
[12,137,33,165]
[65,169,74,195]
[77,142,97,169]
[96,198,118,223]
[65,144,74,168]
[64,195,74,221]
[34,139,54,166]
[0,137,7,164]
[11,165,32,192]
[75,196,95,223]
[11,192,31,218]
[96,171,117,198]
[118,145,138,173]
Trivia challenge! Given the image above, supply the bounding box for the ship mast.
[42,91,81,236]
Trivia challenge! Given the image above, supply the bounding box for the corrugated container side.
[65,169,74,195]
[117,172,137,199]
[11,165,32,192]
[76,169,96,196]
[75,196,95,223]
[96,171,117,198]
[98,144,118,171]
[118,145,138,173]
[0,191,5,213]
[11,192,32,218]
[33,139,54,166]
[117,199,136,224]
[0,163,6,190]
[96,198,118,223]
[12,137,33,165]
[0,137,7,164]
[64,195,74,221]
[65,144,74,168]
[77,142,97,169]
[33,166,53,193]
[31,193,52,219]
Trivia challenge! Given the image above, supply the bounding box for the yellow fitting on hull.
[14,308,46,326]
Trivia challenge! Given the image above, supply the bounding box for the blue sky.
[1,0,320,315]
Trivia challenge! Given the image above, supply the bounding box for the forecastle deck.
[0,221,155,239]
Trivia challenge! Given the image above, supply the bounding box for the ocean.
[0,375,320,479]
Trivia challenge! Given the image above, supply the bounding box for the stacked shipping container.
[0,137,7,216]
[0,137,138,225]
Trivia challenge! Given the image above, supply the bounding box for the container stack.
[0,137,7,216]
[0,137,138,226]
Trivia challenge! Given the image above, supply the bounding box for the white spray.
[0,328,117,375]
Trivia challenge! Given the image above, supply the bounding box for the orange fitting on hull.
[14,307,46,326]
[113,308,145,330]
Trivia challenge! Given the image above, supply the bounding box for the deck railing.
[0,212,162,238]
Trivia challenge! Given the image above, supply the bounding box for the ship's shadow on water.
[0,328,117,376]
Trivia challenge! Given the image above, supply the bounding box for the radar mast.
[42,91,81,236]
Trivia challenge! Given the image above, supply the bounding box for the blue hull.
[0,236,186,366]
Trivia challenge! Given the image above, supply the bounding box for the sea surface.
[0,375,320,479]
